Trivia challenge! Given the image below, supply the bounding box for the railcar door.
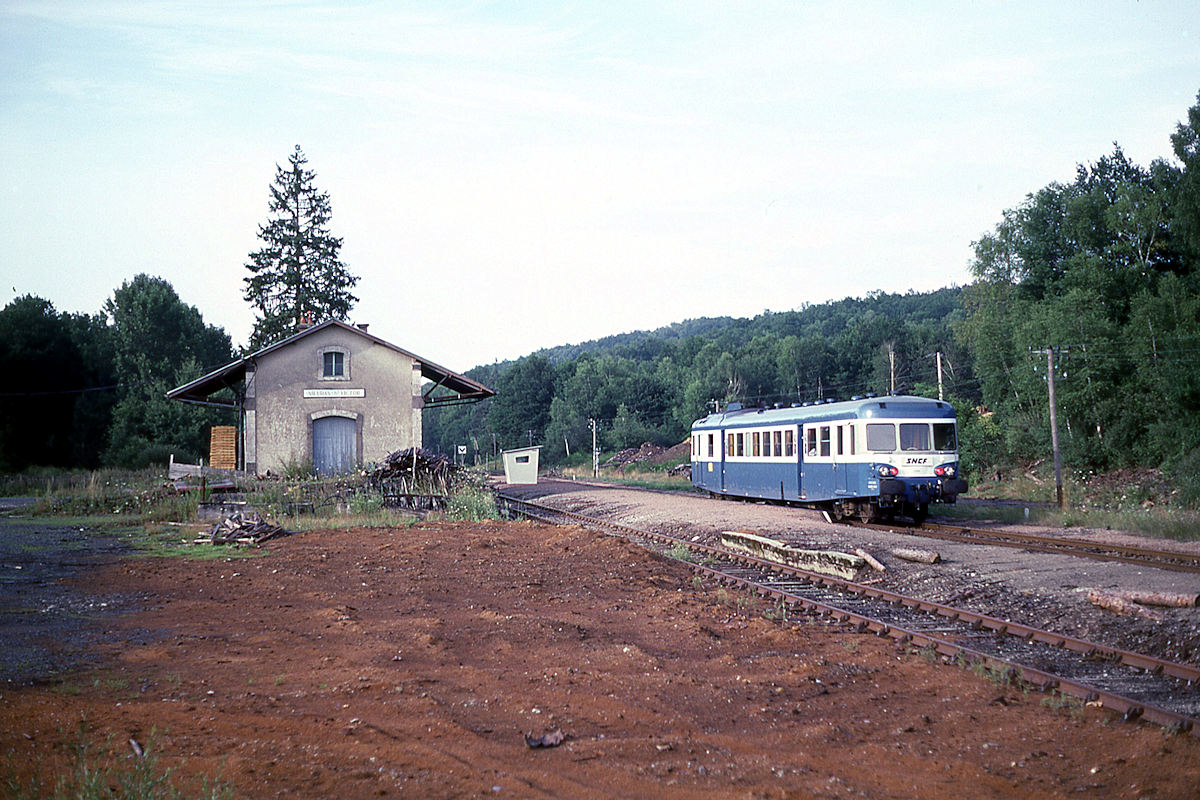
[720,428,728,493]
[834,422,853,495]
[801,423,834,500]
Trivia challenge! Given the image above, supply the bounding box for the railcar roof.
[692,395,955,429]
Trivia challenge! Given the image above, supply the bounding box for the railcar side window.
[752,432,761,457]
[933,423,957,451]
[805,428,817,456]
[736,433,744,457]
[866,423,896,452]
[773,431,782,457]
[899,423,931,451]
[785,430,795,457]
[727,433,734,456]
[819,426,831,457]
[836,425,844,456]
[707,434,714,458]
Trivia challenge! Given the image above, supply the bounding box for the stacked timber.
[208,426,238,470]
[201,511,288,545]
[368,447,459,508]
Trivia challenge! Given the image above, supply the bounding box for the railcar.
[690,395,967,523]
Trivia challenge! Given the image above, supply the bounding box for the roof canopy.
[167,320,495,408]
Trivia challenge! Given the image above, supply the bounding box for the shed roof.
[167,320,495,407]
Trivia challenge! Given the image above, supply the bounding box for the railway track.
[496,492,1200,736]
[865,518,1200,574]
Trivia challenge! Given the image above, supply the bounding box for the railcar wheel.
[864,502,890,524]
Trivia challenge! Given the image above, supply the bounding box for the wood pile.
[368,447,458,498]
[200,511,289,545]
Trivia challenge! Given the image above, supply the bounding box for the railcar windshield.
[933,423,957,451]
[899,423,930,451]
[867,421,958,453]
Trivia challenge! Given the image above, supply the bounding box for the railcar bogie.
[690,395,967,523]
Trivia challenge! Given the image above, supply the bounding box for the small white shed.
[501,446,542,484]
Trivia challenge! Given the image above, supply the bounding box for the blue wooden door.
[313,416,356,475]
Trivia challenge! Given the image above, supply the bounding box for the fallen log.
[891,547,941,564]
[721,531,865,580]
[1112,589,1199,608]
[1085,589,1165,622]
[854,548,887,572]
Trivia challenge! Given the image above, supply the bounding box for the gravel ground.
[500,479,1200,667]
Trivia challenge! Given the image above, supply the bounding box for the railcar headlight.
[935,464,957,478]
[877,465,899,478]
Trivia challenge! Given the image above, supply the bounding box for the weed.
[690,575,704,590]
[916,644,940,664]
[1040,692,1083,712]
[839,638,859,654]
[735,595,758,613]
[4,724,235,800]
[761,599,789,621]
[277,453,315,480]
[666,542,695,562]
[958,656,1020,687]
[286,510,416,532]
[443,483,499,521]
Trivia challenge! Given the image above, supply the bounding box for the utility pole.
[936,351,944,402]
[1036,348,1065,509]
[589,418,599,478]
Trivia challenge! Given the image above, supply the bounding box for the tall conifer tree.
[243,145,358,349]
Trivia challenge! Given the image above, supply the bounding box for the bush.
[1166,447,1200,509]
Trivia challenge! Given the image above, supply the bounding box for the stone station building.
[167,320,493,475]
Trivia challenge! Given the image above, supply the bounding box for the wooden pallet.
[209,426,237,470]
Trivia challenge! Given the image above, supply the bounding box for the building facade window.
[322,350,346,379]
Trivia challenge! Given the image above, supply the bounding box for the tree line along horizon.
[4,92,1200,504]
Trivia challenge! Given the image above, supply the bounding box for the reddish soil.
[4,519,1200,799]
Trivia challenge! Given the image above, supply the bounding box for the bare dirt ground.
[3,507,1200,798]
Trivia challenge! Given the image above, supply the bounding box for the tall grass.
[934,501,1200,541]
[443,482,500,521]
[5,726,235,800]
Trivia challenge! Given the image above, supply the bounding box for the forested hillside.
[428,90,1200,499]
[424,286,972,466]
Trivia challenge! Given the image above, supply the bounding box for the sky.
[3,1,1199,375]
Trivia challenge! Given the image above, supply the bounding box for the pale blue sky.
[3,1,1199,371]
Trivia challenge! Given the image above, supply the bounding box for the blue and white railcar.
[690,395,967,523]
